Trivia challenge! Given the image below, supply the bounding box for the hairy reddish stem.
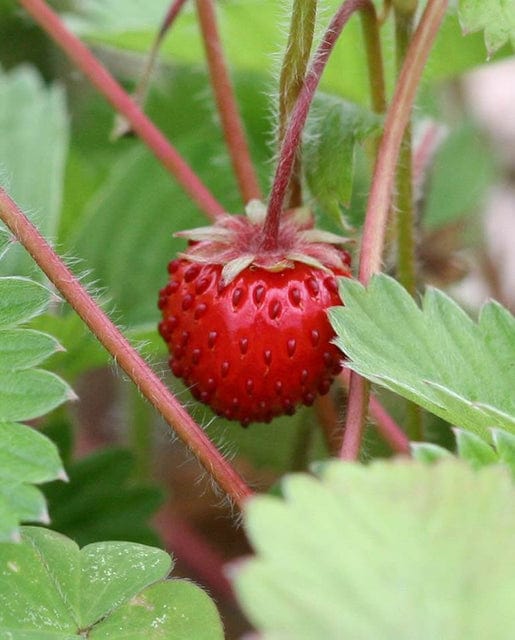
[262,0,376,250]
[195,0,262,204]
[0,187,253,508]
[18,0,225,221]
[340,0,448,460]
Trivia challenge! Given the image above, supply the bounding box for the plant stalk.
[0,187,253,508]
[340,0,448,460]
[262,0,377,251]
[18,0,225,221]
[195,0,262,204]
[277,0,318,209]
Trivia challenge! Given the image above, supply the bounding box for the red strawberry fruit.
[158,202,351,426]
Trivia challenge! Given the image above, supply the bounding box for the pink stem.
[340,0,449,460]
[195,0,262,204]
[18,0,225,221]
[262,0,375,249]
[0,187,253,508]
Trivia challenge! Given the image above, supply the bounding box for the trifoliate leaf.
[304,95,381,224]
[0,527,224,638]
[330,275,515,440]
[459,0,515,56]
[235,459,515,640]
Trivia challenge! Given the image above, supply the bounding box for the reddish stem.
[18,0,225,221]
[340,0,448,460]
[0,187,253,508]
[262,0,376,250]
[195,0,262,204]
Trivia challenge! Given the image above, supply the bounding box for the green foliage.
[44,442,165,548]
[0,526,224,638]
[330,275,515,440]
[413,428,515,479]
[0,276,69,541]
[0,66,68,277]
[423,123,496,229]
[235,459,515,640]
[303,95,381,224]
[459,0,515,56]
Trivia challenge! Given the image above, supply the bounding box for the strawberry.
[158,202,351,426]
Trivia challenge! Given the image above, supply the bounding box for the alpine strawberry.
[158,202,351,426]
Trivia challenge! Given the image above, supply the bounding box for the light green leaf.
[0,229,11,260]
[0,369,73,422]
[0,66,68,277]
[330,275,515,440]
[0,277,51,328]
[459,0,515,56]
[454,429,497,468]
[0,329,61,371]
[0,527,223,638]
[411,441,452,463]
[491,429,515,477]
[235,459,515,640]
[303,95,381,223]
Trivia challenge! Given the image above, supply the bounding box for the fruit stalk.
[195,0,262,204]
[0,186,253,508]
[340,0,448,460]
[262,0,376,251]
[277,0,318,209]
[18,0,225,221]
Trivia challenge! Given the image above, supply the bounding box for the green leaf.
[459,0,515,56]
[330,275,515,440]
[491,429,515,477]
[0,66,68,278]
[0,329,61,371]
[0,527,223,638]
[0,277,51,328]
[235,459,515,640]
[454,429,497,468]
[44,445,164,548]
[303,95,381,224]
[424,123,496,229]
[411,441,452,463]
[0,229,11,260]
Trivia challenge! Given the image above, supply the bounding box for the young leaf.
[0,527,224,638]
[0,66,68,278]
[303,95,381,224]
[411,441,452,463]
[454,429,497,468]
[0,277,70,540]
[459,0,515,56]
[235,459,515,639]
[330,275,515,440]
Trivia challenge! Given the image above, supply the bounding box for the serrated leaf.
[45,445,164,547]
[454,429,497,468]
[0,277,51,328]
[0,527,223,638]
[0,329,61,371]
[0,66,68,278]
[235,459,515,640]
[492,428,515,477]
[330,275,515,440]
[0,369,73,422]
[459,0,515,56]
[304,95,381,223]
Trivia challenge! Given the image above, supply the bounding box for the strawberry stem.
[340,0,449,460]
[277,0,318,209]
[262,0,378,251]
[195,0,262,205]
[0,186,253,508]
[18,0,225,221]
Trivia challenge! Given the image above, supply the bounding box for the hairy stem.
[19,0,224,220]
[0,187,253,508]
[277,0,318,209]
[195,0,262,204]
[340,0,448,460]
[360,8,387,115]
[262,0,376,251]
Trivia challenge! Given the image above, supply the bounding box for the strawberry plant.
[1,0,515,638]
